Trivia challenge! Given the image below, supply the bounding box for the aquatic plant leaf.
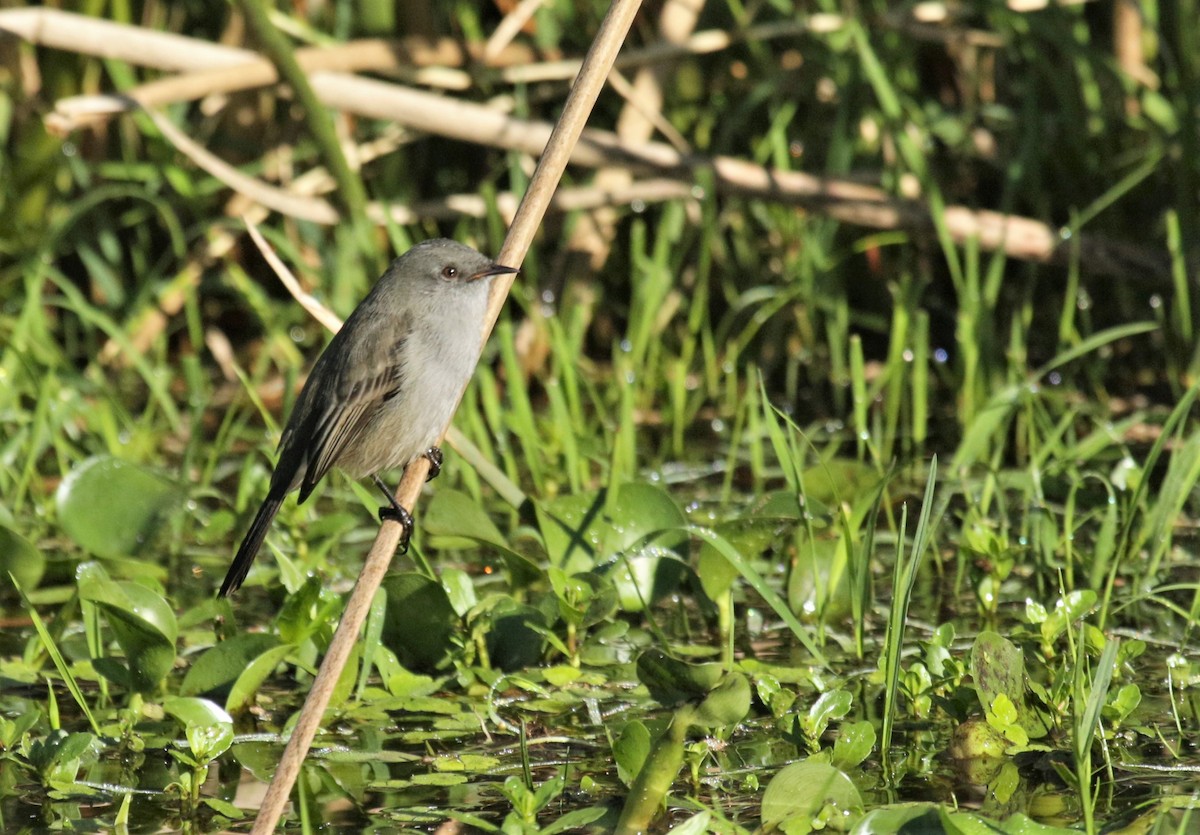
[613,720,651,786]
[485,601,548,671]
[226,643,297,713]
[0,525,44,590]
[56,455,180,558]
[694,672,750,728]
[162,696,234,729]
[77,567,177,693]
[382,573,457,670]
[831,720,876,770]
[424,488,507,547]
[181,633,281,696]
[636,649,723,708]
[761,760,863,826]
[93,601,176,693]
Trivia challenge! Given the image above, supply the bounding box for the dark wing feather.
[296,327,408,501]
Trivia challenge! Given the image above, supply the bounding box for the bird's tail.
[219,495,283,597]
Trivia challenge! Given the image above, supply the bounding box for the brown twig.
[15,8,1167,280]
[245,0,644,830]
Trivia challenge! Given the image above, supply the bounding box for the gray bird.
[219,238,518,596]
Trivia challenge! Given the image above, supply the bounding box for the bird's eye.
[441,265,458,280]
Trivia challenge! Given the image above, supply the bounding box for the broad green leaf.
[831,720,875,770]
[485,601,548,671]
[226,643,297,713]
[162,696,234,729]
[807,689,853,737]
[0,525,44,590]
[537,483,687,577]
[55,455,180,558]
[382,573,458,670]
[424,489,508,548]
[855,805,941,833]
[693,672,750,728]
[95,600,176,693]
[636,649,723,708]
[760,759,863,826]
[613,720,651,786]
[79,572,177,693]
[181,633,280,695]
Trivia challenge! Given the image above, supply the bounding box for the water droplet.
[934,348,949,363]
[711,418,725,433]
[903,349,914,362]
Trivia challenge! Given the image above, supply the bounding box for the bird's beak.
[468,263,520,282]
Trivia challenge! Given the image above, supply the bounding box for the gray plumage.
[219,238,517,596]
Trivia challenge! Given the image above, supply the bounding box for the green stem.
[615,708,692,835]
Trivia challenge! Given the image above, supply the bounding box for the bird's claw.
[424,447,443,482]
[378,503,415,553]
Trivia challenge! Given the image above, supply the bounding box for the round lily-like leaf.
[599,546,687,613]
[0,525,45,590]
[537,482,687,577]
[761,760,864,827]
[56,455,180,558]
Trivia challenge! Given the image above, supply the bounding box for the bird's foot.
[373,475,415,553]
[423,447,443,482]
[377,502,415,553]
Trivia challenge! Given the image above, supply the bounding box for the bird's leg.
[423,447,443,482]
[372,475,415,553]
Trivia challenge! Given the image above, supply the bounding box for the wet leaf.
[227,643,297,713]
[636,649,723,708]
[77,565,177,693]
[761,759,863,826]
[831,720,875,770]
[694,672,750,728]
[424,489,508,547]
[485,601,548,671]
[382,573,458,670]
[613,720,651,786]
[0,525,45,590]
[162,696,234,729]
[181,633,281,696]
[55,455,180,558]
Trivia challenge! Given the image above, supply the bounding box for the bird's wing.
[296,323,409,501]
